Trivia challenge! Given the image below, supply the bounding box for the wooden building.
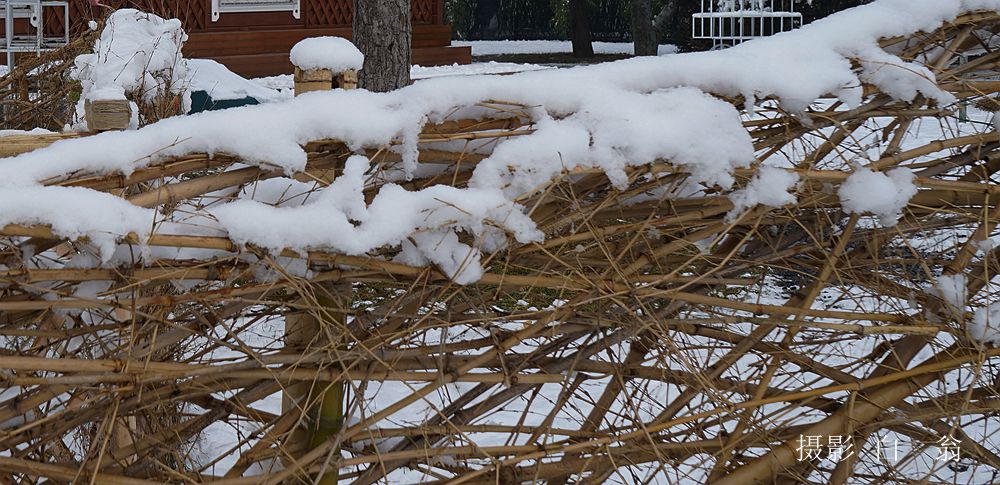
[4,0,471,77]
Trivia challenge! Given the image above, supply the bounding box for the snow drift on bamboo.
[1,0,992,286]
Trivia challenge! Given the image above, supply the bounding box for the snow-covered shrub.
[70,9,287,129]
[71,9,189,128]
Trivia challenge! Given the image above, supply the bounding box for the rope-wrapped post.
[294,67,358,95]
[84,99,132,131]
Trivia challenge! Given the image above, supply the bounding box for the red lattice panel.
[412,0,435,24]
[126,1,209,32]
[304,0,352,28]
[305,0,441,28]
[68,0,209,34]
[43,6,68,37]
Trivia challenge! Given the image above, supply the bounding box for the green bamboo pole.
[283,282,348,484]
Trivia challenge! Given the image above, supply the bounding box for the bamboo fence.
[3,11,1000,485]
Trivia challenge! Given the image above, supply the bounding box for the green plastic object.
[188,90,260,114]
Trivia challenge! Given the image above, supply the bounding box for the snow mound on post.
[290,37,365,72]
[837,167,918,226]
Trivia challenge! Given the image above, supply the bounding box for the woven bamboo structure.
[4,9,1000,485]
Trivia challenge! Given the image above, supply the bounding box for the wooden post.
[84,99,132,131]
[282,282,349,484]
[16,74,29,102]
[294,67,359,96]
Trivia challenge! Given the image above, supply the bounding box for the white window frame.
[211,0,301,22]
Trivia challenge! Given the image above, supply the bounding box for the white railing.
[692,0,802,49]
[211,0,300,22]
[2,0,69,70]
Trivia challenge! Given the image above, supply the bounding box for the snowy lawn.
[453,40,679,57]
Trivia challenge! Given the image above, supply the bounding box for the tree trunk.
[353,0,411,92]
[652,0,679,33]
[471,0,501,39]
[569,0,594,58]
[630,0,657,56]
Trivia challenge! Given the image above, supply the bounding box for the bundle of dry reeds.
[3,11,1000,485]
[0,27,100,131]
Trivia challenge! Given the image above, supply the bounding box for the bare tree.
[631,0,680,56]
[570,0,594,58]
[353,0,411,92]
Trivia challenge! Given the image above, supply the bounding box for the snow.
[4,0,998,283]
[975,237,997,253]
[251,74,295,92]
[470,86,753,194]
[186,59,287,103]
[725,165,800,222]
[837,166,917,226]
[289,36,364,72]
[453,40,679,57]
[211,156,542,284]
[857,46,946,104]
[0,128,53,137]
[0,185,153,259]
[250,62,551,94]
[935,274,967,310]
[411,61,550,78]
[971,303,1000,345]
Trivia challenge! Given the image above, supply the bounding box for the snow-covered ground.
[0,128,53,137]
[412,61,550,78]
[249,62,553,100]
[453,40,679,57]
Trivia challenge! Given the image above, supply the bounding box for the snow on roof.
[1,0,992,284]
[290,36,365,72]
